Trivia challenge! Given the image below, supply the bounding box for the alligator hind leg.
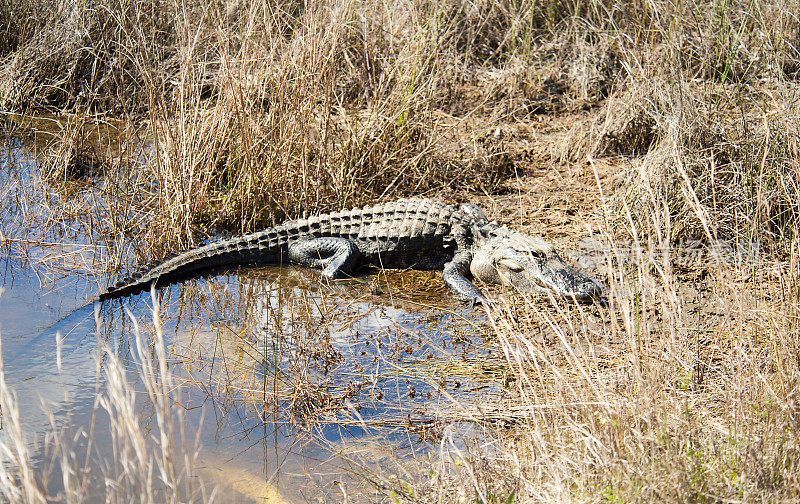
[287,238,361,279]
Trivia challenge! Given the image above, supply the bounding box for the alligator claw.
[470,294,493,308]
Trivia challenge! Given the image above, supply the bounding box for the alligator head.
[470,227,604,303]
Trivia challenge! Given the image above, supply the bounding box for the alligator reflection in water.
[112,267,496,502]
[159,266,491,422]
[6,263,496,502]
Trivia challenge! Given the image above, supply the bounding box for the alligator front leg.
[287,237,361,279]
[443,251,490,306]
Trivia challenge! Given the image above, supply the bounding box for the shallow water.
[0,132,494,502]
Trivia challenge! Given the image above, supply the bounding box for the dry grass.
[2,0,526,250]
[427,228,800,502]
[4,0,798,250]
[2,0,800,502]
[557,77,800,250]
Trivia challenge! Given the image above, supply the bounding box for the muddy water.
[0,132,494,502]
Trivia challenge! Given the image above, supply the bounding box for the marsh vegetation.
[1,0,800,501]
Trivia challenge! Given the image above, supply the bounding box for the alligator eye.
[497,258,524,273]
[529,250,546,260]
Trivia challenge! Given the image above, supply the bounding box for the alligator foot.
[443,251,490,306]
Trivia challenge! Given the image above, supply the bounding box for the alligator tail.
[99,228,288,301]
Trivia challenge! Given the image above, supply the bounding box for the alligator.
[99,198,604,305]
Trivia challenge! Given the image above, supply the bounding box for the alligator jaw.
[526,256,604,302]
[470,231,605,303]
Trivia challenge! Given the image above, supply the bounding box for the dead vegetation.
[2,0,797,252]
[4,0,798,251]
[558,77,800,250]
[2,0,800,502]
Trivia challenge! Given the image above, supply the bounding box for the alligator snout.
[547,264,604,302]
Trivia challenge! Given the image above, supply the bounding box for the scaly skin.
[100,198,604,304]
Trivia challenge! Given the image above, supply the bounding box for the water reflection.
[111,267,491,502]
[1,126,495,502]
[3,260,493,502]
